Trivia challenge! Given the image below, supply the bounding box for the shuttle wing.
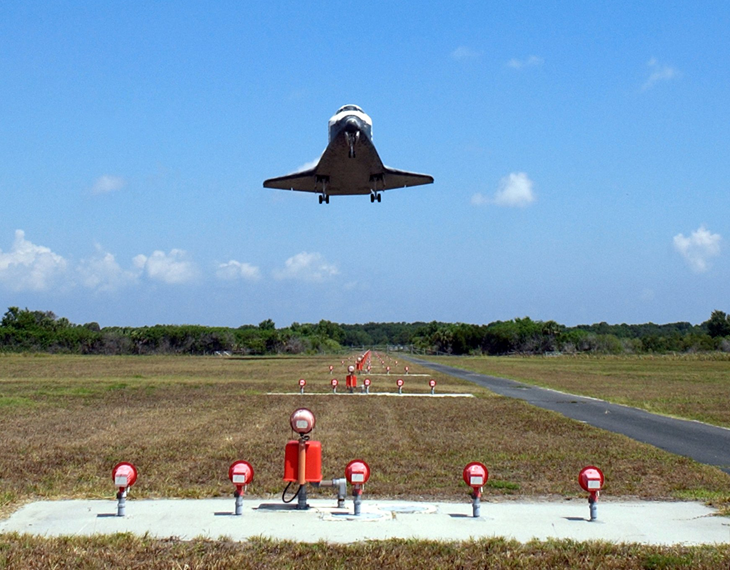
[263,167,318,192]
[379,166,434,190]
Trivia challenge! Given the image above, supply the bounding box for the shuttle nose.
[344,117,360,133]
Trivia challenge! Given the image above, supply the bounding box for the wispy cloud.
[451,46,481,61]
[91,175,126,194]
[133,250,198,284]
[642,58,680,91]
[0,230,68,291]
[216,260,261,282]
[673,225,721,273]
[472,172,536,208]
[273,252,338,283]
[294,155,321,173]
[506,55,544,69]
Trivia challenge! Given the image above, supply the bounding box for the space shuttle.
[263,105,434,203]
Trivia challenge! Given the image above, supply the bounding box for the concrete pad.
[367,373,431,377]
[266,392,474,398]
[2,498,729,545]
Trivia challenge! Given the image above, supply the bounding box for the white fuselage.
[327,107,373,143]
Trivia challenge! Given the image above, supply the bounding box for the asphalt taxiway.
[408,357,730,474]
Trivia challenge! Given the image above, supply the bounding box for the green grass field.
[1,353,729,568]
[1,534,729,569]
[426,354,730,427]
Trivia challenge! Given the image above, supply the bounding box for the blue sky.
[1,2,728,327]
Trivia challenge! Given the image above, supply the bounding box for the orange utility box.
[283,440,322,483]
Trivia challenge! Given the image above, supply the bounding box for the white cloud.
[495,172,536,207]
[133,249,198,284]
[216,260,261,282]
[0,230,68,292]
[673,226,721,273]
[506,55,544,69]
[77,245,139,292]
[451,46,481,61]
[0,233,206,292]
[273,252,338,283]
[91,175,126,194]
[642,58,679,91]
[472,172,536,208]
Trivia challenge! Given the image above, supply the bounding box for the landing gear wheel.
[325,195,330,204]
[318,195,323,204]
[370,194,375,203]
[377,193,381,203]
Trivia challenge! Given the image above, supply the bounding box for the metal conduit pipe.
[316,478,348,508]
[116,490,126,517]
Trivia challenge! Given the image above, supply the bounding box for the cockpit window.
[336,105,363,114]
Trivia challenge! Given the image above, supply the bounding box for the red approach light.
[290,408,316,435]
[429,379,436,387]
[112,462,138,491]
[462,462,489,491]
[345,459,371,485]
[229,460,254,490]
[364,378,371,386]
[298,378,306,387]
[578,466,604,493]
[396,378,404,387]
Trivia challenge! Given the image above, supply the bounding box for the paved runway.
[408,357,730,474]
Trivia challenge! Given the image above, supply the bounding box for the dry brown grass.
[425,354,730,427]
[1,534,729,569]
[1,353,729,519]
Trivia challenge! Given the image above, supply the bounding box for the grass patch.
[426,354,730,428]
[0,396,35,409]
[0,356,729,499]
[0,354,728,511]
[642,552,693,569]
[0,534,729,569]
[487,480,521,492]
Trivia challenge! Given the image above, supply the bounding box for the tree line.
[1,306,729,356]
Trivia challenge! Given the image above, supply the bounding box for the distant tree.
[706,310,730,338]
[315,319,345,343]
[2,307,58,330]
[258,319,276,331]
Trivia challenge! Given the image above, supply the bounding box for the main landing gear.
[317,175,330,204]
[370,192,381,203]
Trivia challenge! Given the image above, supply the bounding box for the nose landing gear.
[346,131,360,158]
[370,192,381,203]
